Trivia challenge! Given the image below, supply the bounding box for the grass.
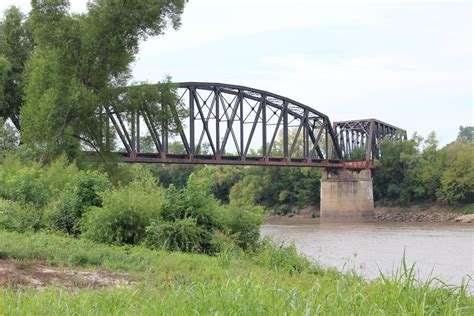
[0,230,473,315]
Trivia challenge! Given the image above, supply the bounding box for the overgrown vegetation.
[374,130,474,206]
[0,231,472,315]
[0,154,264,255]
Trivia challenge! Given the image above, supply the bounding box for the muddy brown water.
[261,223,474,289]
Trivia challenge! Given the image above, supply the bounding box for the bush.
[45,170,109,235]
[0,165,50,206]
[145,218,208,252]
[223,201,263,251]
[0,199,43,232]
[81,171,164,245]
[145,174,223,253]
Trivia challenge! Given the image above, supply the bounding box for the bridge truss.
[333,119,407,163]
[103,82,405,169]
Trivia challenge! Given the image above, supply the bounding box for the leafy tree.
[373,138,419,204]
[457,126,474,144]
[229,174,266,204]
[21,0,186,159]
[0,6,34,130]
[437,142,474,204]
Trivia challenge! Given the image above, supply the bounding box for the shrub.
[45,170,109,235]
[223,201,263,251]
[145,218,208,252]
[1,165,50,206]
[81,172,164,245]
[0,199,43,232]
[146,174,224,253]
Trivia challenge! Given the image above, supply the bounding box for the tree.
[373,138,419,203]
[437,142,474,204]
[457,126,474,144]
[0,6,34,130]
[21,0,186,159]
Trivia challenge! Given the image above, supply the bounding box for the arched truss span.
[106,82,346,168]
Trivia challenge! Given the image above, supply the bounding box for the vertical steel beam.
[244,95,264,156]
[262,100,267,158]
[304,111,309,159]
[189,88,195,157]
[239,90,244,159]
[282,101,289,159]
[131,111,136,154]
[136,111,140,153]
[215,87,220,156]
[161,103,168,157]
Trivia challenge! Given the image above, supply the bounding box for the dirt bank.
[375,205,474,223]
[265,205,474,224]
[0,259,132,289]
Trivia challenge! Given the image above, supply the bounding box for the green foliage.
[0,231,471,315]
[146,217,207,252]
[46,170,109,235]
[229,174,265,204]
[437,142,474,204]
[150,163,202,188]
[374,134,473,205]
[457,125,474,143]
[252,238,314,274]
[223,201,263,251]
[0,163,50,206]
[373,138,419,203]
[81,169,164,245]
[198,165,243,203]
[21,0,186,159]
[0,6,34,130]
[274,203,290,215]
[0,199,43,232]
[227,166,322,211]
[146,174,223,253]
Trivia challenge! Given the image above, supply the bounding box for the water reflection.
[261,223,474,288]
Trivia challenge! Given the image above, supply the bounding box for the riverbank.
[265,204,474,224]
[0,230,472,314]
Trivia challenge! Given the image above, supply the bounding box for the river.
[261,223,474,289]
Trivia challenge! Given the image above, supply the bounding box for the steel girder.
[333,119,407,164]
[104,82,347,168]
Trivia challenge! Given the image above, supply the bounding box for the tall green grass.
[0,231,472,315]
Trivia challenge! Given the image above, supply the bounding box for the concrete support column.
[320,169,375,223]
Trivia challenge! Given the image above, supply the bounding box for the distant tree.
[457,126,474,144]
[437,142,474,204]
[373,138,419,204]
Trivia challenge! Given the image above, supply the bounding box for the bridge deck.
[120,153,371,169]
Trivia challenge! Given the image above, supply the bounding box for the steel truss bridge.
[105,82,406,169]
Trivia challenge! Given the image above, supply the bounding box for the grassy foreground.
[0,231,472,315]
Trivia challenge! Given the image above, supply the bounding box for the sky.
[1,0,472,146]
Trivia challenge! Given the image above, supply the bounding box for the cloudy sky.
[1,0,472,145]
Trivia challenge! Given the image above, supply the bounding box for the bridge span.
[106,82,406,170]
[104,82,406,223]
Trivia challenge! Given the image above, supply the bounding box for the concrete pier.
[320,169,375,223]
